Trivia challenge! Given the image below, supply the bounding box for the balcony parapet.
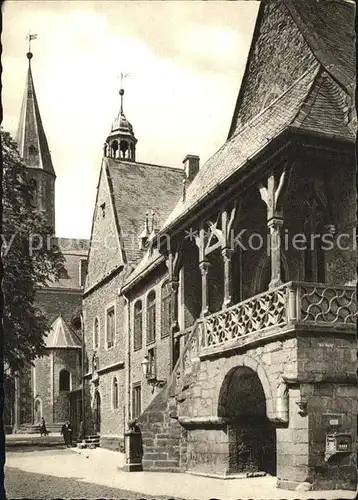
[200,282,357,356]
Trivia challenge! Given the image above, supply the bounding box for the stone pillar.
[199,261,210,317]
[170,280,179,372]
[122,421,143,472]
[221,248,233,309]
[268,216,283,289]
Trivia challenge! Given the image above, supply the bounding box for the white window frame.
[105,301,116,350]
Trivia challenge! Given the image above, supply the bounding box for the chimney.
[183,154,200,183]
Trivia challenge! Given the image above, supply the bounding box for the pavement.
[6,433,64,449]
[5,445,357,500]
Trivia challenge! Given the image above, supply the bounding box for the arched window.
[28,145,37,156]
[59,369,70,392]
[112,377,119,409]
[161,281,172,338]
[93,317,99,349]
[147,291,156,345]
[133,300,142,351]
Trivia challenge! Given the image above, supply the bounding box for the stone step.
[16,425,41,434]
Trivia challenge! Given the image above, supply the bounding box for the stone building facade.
[83,0,357,492]
[4,50,89,434]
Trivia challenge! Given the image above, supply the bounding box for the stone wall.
[128,263,172,420]
[53,349,81,423]
[137,384,183,472]
[83,271,126,441]
[85,165,124,290]
[34,354,52,423]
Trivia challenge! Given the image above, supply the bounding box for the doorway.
[218,366,276,475]
[34,398,42,424]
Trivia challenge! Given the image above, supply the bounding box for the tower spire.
[16,38,56,231]
[104,73,137,162]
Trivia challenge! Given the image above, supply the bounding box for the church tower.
[16,48,56,231]
[104,86,137,161]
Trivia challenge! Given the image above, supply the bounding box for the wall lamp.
[141,354,166,389]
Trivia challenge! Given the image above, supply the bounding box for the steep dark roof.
[106,159,183,264]
[228,0,355,139]
[16,56,56,176]
[284,0,355,95]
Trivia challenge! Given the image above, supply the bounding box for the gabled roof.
[45,315,81,349]
[16,54,55,176]
[105,159,183,265]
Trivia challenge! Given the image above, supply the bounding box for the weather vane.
[117,72,130,114]
[120,72,130,90]
[27,32,38,53]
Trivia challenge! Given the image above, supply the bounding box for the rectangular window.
[106,307,115,349]
[133,301,143,351]
[147,291,156,345]
[79,258,88,287]
[132,384,141,419]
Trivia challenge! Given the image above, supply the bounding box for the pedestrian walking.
[40,417,48,436]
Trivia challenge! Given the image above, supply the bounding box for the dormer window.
[100,203,106,218]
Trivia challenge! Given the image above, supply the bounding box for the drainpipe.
[80,312,86,438]
[119,287,131,432]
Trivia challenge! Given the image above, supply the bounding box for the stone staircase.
[137,321,201,472]
[15,424,41,434]
[77,434,100,449]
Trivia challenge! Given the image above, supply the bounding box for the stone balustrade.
[201,282,357,352]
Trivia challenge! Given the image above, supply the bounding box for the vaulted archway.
[218,365,276,475]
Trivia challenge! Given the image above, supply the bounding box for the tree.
[1,130,65,372]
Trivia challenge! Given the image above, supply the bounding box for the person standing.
[61,422,69,447]
[67,421,73,447]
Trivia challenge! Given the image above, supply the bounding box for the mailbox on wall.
[325,433,352,461]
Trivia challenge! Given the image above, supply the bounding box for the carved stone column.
[221,248,233,308]
[169,280,179,371]
[268,216,283,289]
[199,261,210,317]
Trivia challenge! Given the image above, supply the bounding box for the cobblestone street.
[4,445,357,500]
[5,465,179,500]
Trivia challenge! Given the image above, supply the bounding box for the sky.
[2,0,259,239]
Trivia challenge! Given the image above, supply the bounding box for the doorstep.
[185,470,267,480]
